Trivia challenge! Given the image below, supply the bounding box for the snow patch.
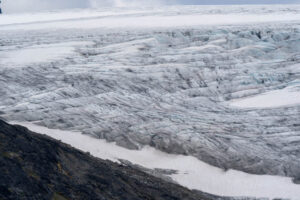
[229,81,300,108]
[13,122,300,200]
[0,41,92,67]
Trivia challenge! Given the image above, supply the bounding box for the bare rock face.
[0,119,215,200]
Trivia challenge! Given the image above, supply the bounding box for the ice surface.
[0,5,300,198]
[14,122,300,200]
[0,5,299,30]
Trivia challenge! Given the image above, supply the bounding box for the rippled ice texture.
[0,5,300,183]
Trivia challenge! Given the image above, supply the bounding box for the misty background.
[2,0,300,13]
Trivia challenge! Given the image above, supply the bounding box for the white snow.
[0,5,299,31]
[0,41,92,67]
[229,81,300,108]
[0,9,152,26]
[13,121,300,200]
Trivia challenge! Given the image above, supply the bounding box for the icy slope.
[0,5,300,197]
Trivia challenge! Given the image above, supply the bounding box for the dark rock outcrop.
[0,119,212,200]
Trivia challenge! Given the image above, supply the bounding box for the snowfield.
[1,5,300,199]
[229,80,300,108]
[0,5,300,30]
[14,122,300,200]
[0,41,93,67]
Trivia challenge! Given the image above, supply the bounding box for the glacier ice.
[0,5,300,187]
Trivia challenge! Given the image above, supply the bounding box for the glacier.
[0,4,300,199]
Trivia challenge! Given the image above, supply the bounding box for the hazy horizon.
[2,0,300,13]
